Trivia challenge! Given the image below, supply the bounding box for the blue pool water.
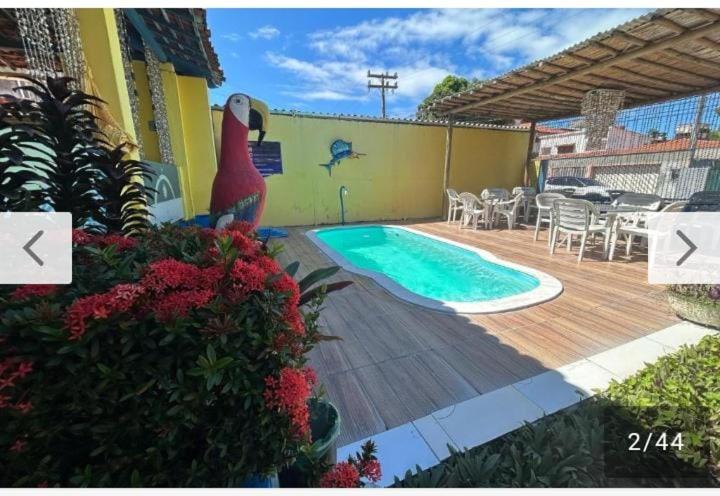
[315,226,540,302]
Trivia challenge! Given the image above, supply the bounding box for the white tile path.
[335,321,718,487]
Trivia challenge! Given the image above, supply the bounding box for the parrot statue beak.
[248,97,269,146]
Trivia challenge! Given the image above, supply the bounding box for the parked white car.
[544,176,612,202]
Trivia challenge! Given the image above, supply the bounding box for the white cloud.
[249,25,280,40]
[221,33,241,43]
[262,8,648,109]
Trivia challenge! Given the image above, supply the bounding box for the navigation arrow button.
[23,230,45,266]
[675,229,696,267]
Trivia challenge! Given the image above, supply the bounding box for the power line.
[368,71,398,118]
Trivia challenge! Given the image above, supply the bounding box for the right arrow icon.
[675,230,697,267]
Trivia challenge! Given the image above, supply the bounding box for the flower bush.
[319,441,382,488]
[0,223,350,487]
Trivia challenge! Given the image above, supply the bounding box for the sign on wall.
[249,141,282,177]
[144,161,184,224]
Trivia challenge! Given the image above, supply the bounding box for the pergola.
[430,8,720,201]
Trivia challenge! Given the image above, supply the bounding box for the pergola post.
[442,117,455,219]
[523,120,536,187]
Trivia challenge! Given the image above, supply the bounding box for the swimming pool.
[306,225,562,313]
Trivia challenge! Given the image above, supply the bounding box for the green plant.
[395,334,720,488]
[0,222,351,486]
[0,76,153,235]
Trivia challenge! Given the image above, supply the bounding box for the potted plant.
[667,284,720,329]
[279,394,342,487]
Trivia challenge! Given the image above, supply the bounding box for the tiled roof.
[542,138,720,159]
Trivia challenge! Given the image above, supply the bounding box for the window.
[556,144,576,154]
[540,147,552,155]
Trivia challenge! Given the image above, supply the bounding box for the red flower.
[72,229,93,245]
[319,462,360,488]
[273,272,300,308]
[0,359,34,407]
[360,459,382,483]
[283,305,305,336]
[13,401,32,413]
[95,234,137,252]
[65,294,112,339]
[224,220,254,235]
[64,284,144,340]
[255,256,281,276]
[141,259,202,293]
[198,265,225,289]
[153,289,215,322]
[263,367,316,438]
[223,231,259,257]
[10,284,57,301]
[9,439,26,453]
[230,259,267,297]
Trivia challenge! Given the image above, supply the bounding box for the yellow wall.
[209,111,529,226]
[177,76,218,216]
[131,60,161,163]
[161,64,218,219]
[76,8,138,159]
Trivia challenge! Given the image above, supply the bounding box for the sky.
[206,8,652,119]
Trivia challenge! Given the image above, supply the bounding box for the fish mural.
[319,139,365,176]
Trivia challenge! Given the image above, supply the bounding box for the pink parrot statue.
[210,93,269,228]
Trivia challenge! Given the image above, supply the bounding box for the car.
[544,176,612,202]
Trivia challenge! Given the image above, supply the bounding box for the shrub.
[0,76,153,235]
[0,223,350,486]
[395,334,720,488]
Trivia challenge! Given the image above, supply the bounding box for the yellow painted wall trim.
[159,63,195,219]
[177,75,218,216]
[76,8,138,159]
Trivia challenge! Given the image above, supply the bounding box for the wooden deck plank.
[273,220,679,445]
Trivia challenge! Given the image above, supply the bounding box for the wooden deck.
[274,220,678,446]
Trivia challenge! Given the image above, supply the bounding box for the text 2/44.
[628,432,684,452]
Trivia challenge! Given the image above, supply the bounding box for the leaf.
[298,266,341,293]
[206,343,216,363]
[284,261,300,277]
[299,280,353,305]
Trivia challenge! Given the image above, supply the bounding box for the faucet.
[339,186,349,225]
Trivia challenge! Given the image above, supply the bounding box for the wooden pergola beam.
[608,64,702,90]
[663,47,720,73]
[446,20,720,116]
[633,56,719,84]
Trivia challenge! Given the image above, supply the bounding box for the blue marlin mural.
[319,139,365,176]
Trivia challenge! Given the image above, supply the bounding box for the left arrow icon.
[23,230,44,266]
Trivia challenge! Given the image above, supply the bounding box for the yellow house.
[0,8,222,222]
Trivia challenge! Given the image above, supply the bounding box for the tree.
[416,75,511,125]
[416,75,473,119]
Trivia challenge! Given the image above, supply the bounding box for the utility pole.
[367,71,398,118]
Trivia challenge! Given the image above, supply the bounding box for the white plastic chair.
[492,194,524,230]
[446,188,463,224]
[480,188,509,228]
[534,192,565,243]
[550,198,611,262]
[612,192,663,211]
[458,192,487,230]
[513,186,536,223]
[608,200,688,260]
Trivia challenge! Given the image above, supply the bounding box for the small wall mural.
[319,139,365,176]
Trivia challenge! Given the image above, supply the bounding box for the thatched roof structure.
[428,8,720,121]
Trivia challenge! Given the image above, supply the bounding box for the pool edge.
[305,224,563,314]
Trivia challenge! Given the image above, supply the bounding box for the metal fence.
[538,91,720,201]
